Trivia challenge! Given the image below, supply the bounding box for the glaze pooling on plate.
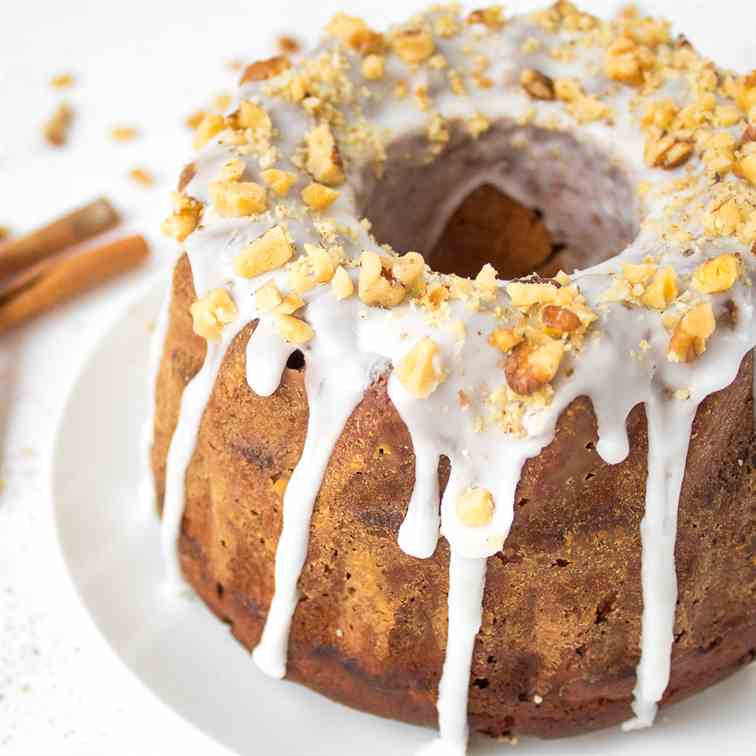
[151,3,756,753]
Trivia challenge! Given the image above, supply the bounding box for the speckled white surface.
[1,1,754,754]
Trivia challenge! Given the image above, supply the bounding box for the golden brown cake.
[148,3,756,752]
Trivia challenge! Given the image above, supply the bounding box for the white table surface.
[0,1,753,754]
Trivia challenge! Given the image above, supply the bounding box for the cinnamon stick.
[0,197,119,279]
[0,234,148,334]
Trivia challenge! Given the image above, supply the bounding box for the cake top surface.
[160,1,756,557]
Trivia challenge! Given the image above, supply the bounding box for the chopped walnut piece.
[507,280,558,308]
[261,169,296,196]
[520,69,555,100]
[110,126,138,142]
[129,168,154,186]
[358,250,406,307]
[43,102,73,146]
[361,54,385,80]
[273,291,305,316]
[644,131,693,169]
[185,110,206,130]
[239,55,291,84]
[622,262,656,284]
[301,182,340,211]
[704,198,742,237]
[641,266,678,309]
[641,99,679,131]
[467,113,490,138]
[326,13,384,54]
[331,266,354,300]
[456,487,495,526]
[217,159,245,182]
[554,77,582,102]
[209,180,267,217]
[395,337,443,398]
[488,329,522,353]
[50,72,75,89]
[691,254,740,294]
[505,339,564,395]
[255,281,284,312]
[541,305,580,334]
[193,114,226,149]
[234,225,293,278]
[278,35,301,54]
[289,244,336,292]
[741,124,756,145]
[190,288,237,341]
[393,27,435,65]
[393,252,425,288]
[667,302,715,363]
[467,6,505,29]
[735,70,756,116]
[737,153,756,185]
[236,101,272,136]
[274,314,314,345]
[305,124,345,186]
[161,193,203,242]
[178,162,197,192]
[605,36,650,86]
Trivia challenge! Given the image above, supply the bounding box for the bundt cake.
[147,3,756,752]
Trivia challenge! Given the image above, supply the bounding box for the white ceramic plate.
[53,281,756,756]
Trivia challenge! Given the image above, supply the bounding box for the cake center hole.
[358,121,640,279]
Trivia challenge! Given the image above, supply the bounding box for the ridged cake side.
[151,254,755,738]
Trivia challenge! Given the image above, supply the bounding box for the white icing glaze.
[140,271,174,520]
[419,555,487,756]
[150,5,756,753]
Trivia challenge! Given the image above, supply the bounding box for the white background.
[0,1,754,754]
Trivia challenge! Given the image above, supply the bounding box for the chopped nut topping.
[358,250,407,307]
[393,27,435,65]
[507,280,558,308]
[456,487,495,526]
[218,159,246,182]
[289,244,336,292]
[667,302,715,363]
[326,13,384,55]
[395,337,443,398]
[641,267,678,309]
[277,35,301,54]
[644,131,693,169]
[239,55,291,84]
[737,153,756,185]
[234,225,293,278]
[331,266,354,300]
[193,114,226,149]
[541,305,580,335]
[467,113,491,138]
[274,314,314,344]
[43,102,73,146]
[305,124,345,186]
[190,288,237,341]
[520,69,555,100]
[393,252,425,288]
[261,168,296,196]
[129,167,154,186]
[301,182,340,211]
[50,72,75,89]
[255,281,284,312]
[489,329,522,353]
[236,101,273,136]
[361,54,385,80]
[161,193,203,242]
[467,6,505,29]
[274,291,306,315]
[505,339,564,395]
[110,126,138,142]
[209,180,267,217]
[691,254,740,294]
[605,36,651,86]
[178,162,197,192]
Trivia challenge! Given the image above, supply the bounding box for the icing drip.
[160,336,238,588]
[140,272,174,520]
[420,555,487,756]
[623,399,695,730]
[252,294,376,678]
